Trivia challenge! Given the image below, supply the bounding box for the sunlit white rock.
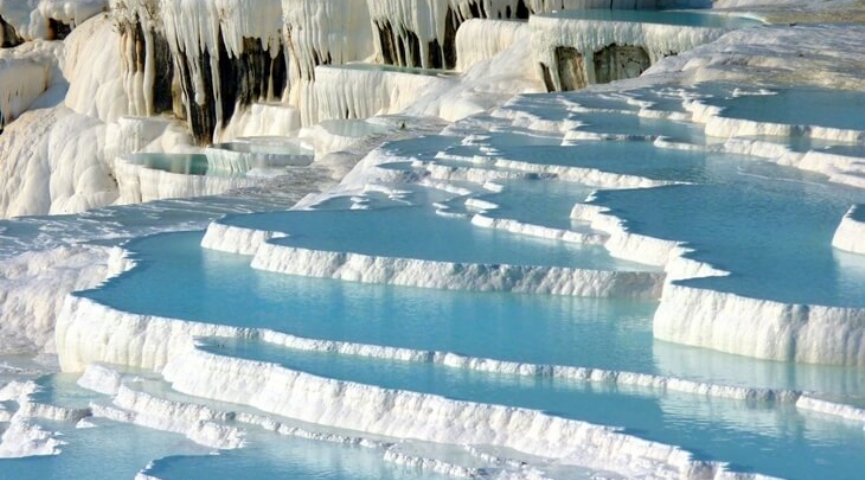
[0,420,64,458]
[250,242,664,298]
[832,205,865,255]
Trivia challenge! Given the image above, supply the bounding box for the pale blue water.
[559,91,645,113]
[569,111,706,142]
[0,374,210,480]
[496,94,576,122]
[132,153,210,176]
[701,85,865,131]
[219,205,648,270]
[83,231,657,372]
[436,140,796,184]
[0,374,449,480]
[201,340,865,480]
[472,179,596,230]
[589,175,865,306]
[541,9,763,28]
[208,141,315,168]
[81,230,865,397]
[0,419,208,480]
[382,128,865,307]
[142,431,449,480]
[12,81,865,480]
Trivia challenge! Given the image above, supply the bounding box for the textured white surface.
[653,282,865,365]
[0,0,106,41]
[160,347,767,480]
[832,205,865,255]
[311,65,451,123]
[0,245,109,354]
[113,155,261,204]
[62,13,127,122]
[0,58,50,127]
[455,19,525,72]
[0,420,64,458]
[250,241,664,298]
[91,385,245,449]
[530,14,730,90]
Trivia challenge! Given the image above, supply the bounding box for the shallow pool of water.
[83,231,657,371]
[702,85,865,131]
[201,340,865,480]
[540,9,763,29]
[591,176,865,306]
[221,205,645,270]
[132,153,210,176]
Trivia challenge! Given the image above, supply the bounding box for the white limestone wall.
[455,19,526,72]
[367,0,501,69]
[63,13,128,123]
[218,103,302,140]
[113,156,261,204]
[0,59,50,128]
[0,245,111,354]
[311,65,451,123]
[0,0,106,41]
[282,0,374,82]
[250,242,665,298]
[654,282,865,366]
[833,205,865,255]
[530,15,728,90]
[160,347,772,480]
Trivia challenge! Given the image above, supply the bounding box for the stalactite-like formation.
[369,0,530,71]
[102,0,721,139]
[112,0,290,144]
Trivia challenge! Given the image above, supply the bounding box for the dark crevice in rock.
[151,30,175,114]
[515,0,530,19]
[176,46,216,144]
[121,18,175,115]
[216,32,288,143]
[270,48,288,99]
[554,46,587,91]
[376,6,465,69]
[428,39,443,69]
[376,19,398,66]
[443,7,457,69]
[217,31,238,127]
[48,18,72,41]
[593,43,651,84]
[404,28,421,67]
[1,16,23,48]
[311,48,332,67]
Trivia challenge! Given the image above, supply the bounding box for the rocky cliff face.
[592,43,651,84]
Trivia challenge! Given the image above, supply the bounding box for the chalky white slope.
[0,0,106,42]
